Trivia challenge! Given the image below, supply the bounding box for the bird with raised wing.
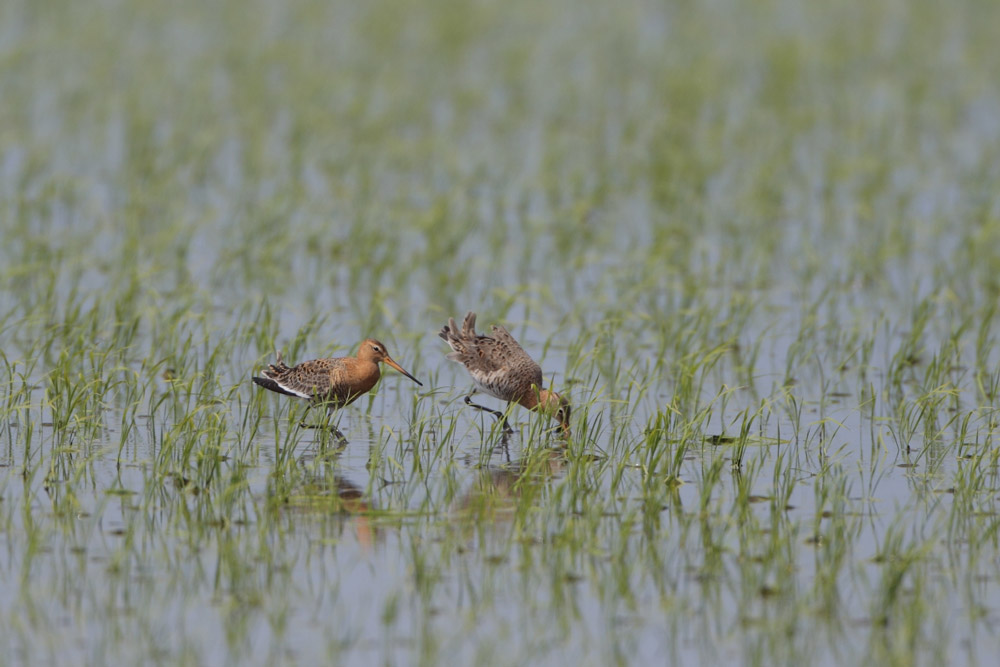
[439,312,570,435]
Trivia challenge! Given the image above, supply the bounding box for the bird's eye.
[372,344,382,353]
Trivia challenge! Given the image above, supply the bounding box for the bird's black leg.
[297,404,346,441]
[463,393,504,419]
[498,429,512,461]
[319,423,349,446]
[296,403,317,429]
[500,404,513,435]
[463,393,513,434]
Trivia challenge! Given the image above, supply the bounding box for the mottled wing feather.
[486,326,543,387]
[489,326,543,380]
[259,359,312,398]
[440,313,500,372]
[259,357,378,406]
[439,312,543,402]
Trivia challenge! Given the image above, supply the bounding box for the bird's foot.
[463,395,513,433]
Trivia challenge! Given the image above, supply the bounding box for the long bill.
[384,357,423,386]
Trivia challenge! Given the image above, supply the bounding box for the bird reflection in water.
[456,446,568,519]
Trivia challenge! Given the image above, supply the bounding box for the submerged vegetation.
[1,0,1000,663]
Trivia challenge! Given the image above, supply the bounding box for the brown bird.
[253,339,422,428]
[439,312,570,435]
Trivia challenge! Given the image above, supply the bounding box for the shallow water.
[3,0,1000,664]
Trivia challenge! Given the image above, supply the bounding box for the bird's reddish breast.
[324,358,381,404]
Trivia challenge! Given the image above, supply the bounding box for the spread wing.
[486,325,542,383]
[439,312,543,395]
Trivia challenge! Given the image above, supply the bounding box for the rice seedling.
[1,0,1000,663]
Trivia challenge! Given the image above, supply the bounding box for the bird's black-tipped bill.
[384,358,423,387]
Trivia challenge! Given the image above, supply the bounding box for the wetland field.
[3,0,1000,664]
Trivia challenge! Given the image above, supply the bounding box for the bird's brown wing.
[488,325,544,388]
[262,357,359,403]
[440,312,543,394]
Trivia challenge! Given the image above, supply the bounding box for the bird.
[252,339,422,429]
[439,312,570,435]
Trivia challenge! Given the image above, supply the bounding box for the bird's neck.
[517,390,543,411]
